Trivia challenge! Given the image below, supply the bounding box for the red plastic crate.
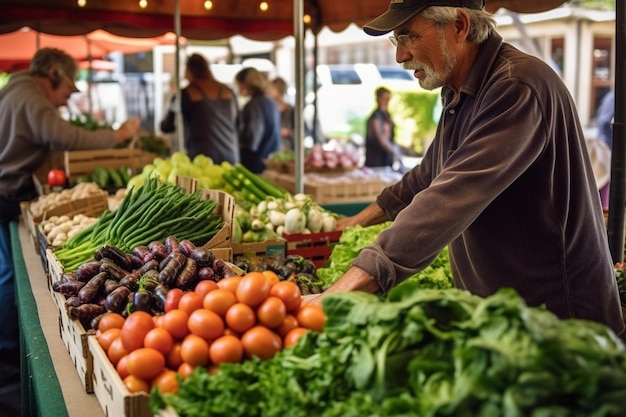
[283,230,342,268]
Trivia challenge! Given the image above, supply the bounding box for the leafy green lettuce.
[151,287,626,417]
[317,222,453,290]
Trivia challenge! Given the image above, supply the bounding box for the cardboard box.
[53,291,95,393]
[88,337,152,417]
[284,230,343,268]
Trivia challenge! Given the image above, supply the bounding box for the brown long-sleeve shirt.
[352,33,624,335]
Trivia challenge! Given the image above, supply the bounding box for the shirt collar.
[442,32,504,104]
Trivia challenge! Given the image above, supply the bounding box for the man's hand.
[114,117,141,143]
[301,266,381,307]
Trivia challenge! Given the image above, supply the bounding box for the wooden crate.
[284,230,343,268]
[232,237,287,259]
[64,149,156,182]
[88,336,152,417]
[28,193,108,256]
[178,176,236,261]
[262,170,386,204]
[53,291,95,393]
[37,197,106,278]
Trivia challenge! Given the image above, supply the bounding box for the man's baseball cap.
[363,0,485,36]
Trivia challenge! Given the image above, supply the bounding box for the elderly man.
[307,0,624,339]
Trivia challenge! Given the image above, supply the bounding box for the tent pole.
[173,0,184,153]
[607,0,625,264]
[294,0,305,194]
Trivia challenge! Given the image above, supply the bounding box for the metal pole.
[607,0,625,264]
[293,0,305,193]
[173,0,185,153]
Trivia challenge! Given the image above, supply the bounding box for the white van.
[304,63,420,138]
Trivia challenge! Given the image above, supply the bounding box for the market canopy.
[0,27,180,72]
[0,0,567,41]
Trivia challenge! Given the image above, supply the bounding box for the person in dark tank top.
[161,53,240,165]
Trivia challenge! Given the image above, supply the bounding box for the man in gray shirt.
[0,47,140,406]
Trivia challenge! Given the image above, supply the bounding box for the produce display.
[265,143,361,172]
[53,176,224,271]
[126,152,226,192]
[233,254,325,296]
[221,162,288,206]
[40,213,98,247]
[28,182,105,219]
[151,286,626,416]
[52,237,239,325]
[22,148,626,417]
[75,166,133,190]
[91,268,325,395]
[316,222,454,291]
[233,193,337,243]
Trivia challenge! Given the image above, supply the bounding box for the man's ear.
[49,68,61,89]
[454,9,471,43]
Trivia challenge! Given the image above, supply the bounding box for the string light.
[259,1,268,12]
[77,0,86,6]
[204,0,213,10]
[139,0,148,9]
[303,14,311,24]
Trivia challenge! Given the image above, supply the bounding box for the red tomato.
[116,355,130,380]
[194,280,219,297]
[97,312,126,333]
[180,334,210,367]
[275,314,299,337]
[225,303,256,334]
[126,348,166,381]
[123,375,150,393]
[209,334,244,365]
[241,326,281,360]
[270,281,302,312]
[47,169,66,187]
[256,296,287,328]
[107,337,129,367]
[151,369,180,394]
[164,288,184,312]
[120,311,155,352]
[177,291,204,315]
[236,272,271,307]
[166,341,184,369]
[283,327,309,348]
[160,309,190,340]
[143,327,174,355]
[217,276,242,294]
[261,270,280,286]
[97,328,122,352]
[296,304,326,332]
[187,308,225,341]
[203,288,237,317]
[177,362,195,379]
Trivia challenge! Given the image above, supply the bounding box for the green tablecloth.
[10,220,102,417]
